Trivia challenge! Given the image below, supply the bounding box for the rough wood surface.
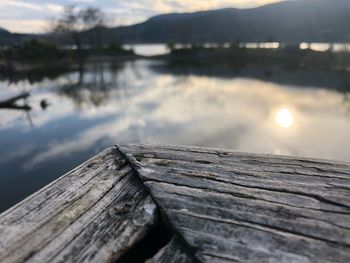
[0,147,157,263]
[1,144,350,263]
[145,237,193,263]
[119,144,350,263]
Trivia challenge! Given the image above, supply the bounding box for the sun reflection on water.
[276,108,294,128]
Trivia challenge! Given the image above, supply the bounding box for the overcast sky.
[0,0,284,33]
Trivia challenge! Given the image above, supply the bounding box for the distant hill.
[0,27,11,38]
[110,0,350,43]
[0,28,16,45]
[0,28,33,46]
[0,27,9,33]
[2,0,350,46]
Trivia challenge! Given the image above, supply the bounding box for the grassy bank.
[0,40,137,76]
[162,44,350,72]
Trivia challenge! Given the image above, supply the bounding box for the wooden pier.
[1,145,350,263]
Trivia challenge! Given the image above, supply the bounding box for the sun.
[275,108,293,128]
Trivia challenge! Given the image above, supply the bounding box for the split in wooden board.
[1,145,350,263]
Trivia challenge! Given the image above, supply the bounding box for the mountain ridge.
[0,27,9,33]
[2,0,350,45]
[109,0,350,43]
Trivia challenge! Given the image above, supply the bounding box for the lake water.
[123,44,169,56]
[1,58,350,212]
[123,43,350,56]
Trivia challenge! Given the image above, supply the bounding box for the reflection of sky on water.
[121,43,350,56]
[0,59,350,211]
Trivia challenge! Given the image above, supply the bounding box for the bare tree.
[80,8,105,29]
[80,7,106,48]
[52,6,107,50]
[53,6,82,51]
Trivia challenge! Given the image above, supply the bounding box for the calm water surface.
[123,43,350,56]
[1,59,350,211]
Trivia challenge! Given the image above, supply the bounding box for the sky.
[0,0,284,33]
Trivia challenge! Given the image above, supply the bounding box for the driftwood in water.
[0,92,31,111]
[1,145,350,263]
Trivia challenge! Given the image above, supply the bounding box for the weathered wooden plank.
[2,144,350,263]
[145,237,193,263]
[119,144,350,263]
[0,147,157,263]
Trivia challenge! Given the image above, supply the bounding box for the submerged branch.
[0,92,31,111]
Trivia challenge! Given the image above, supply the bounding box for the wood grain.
[0,147,157,263]
[119,144,350,263]
[2,144,350,263]
[145,237,193,263]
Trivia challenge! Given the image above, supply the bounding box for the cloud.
[0,19,49,33]
[71,0,96,3]
[126,0,283,13]
[47,4,64,14]
[0,0,43,11]
[0,0,284,33]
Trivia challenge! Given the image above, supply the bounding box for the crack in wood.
[1,145,350,263]
[119,145,350,263]
[115,212,173,263]
[114,146,200,263]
